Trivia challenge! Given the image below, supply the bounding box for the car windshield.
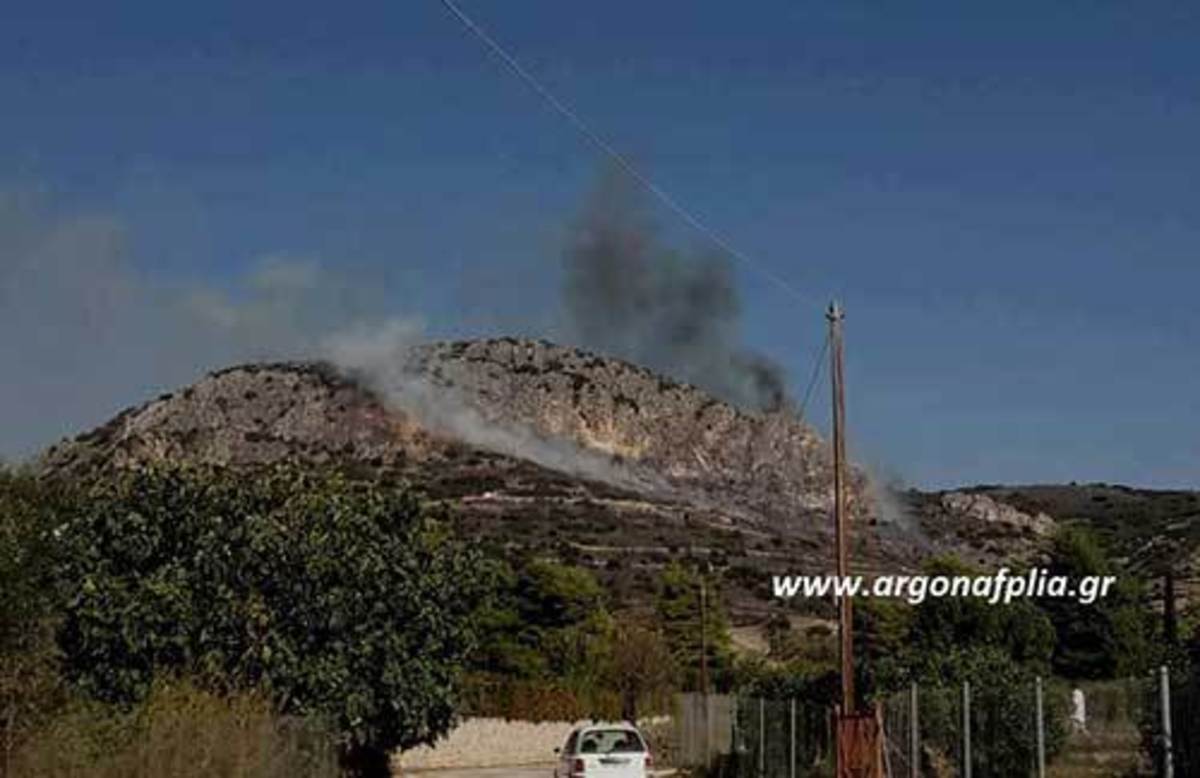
[576,729,645,754]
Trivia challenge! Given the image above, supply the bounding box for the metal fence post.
[759,697,766,777]
[962,680,972,778]
[728,694,735,766]
[910,681,919,778]
[1035,676,1045,778]
[1161,665,1174,778]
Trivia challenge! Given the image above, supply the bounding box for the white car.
[554,723,653,777]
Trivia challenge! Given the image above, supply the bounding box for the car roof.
[575,723,641,734]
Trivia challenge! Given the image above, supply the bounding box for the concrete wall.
[395,717,585,771]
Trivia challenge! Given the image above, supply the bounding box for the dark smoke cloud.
[561,173,788,411]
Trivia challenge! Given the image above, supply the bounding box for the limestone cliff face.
[402,339,863,529]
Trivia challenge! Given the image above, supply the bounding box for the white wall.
[395,717,585,771]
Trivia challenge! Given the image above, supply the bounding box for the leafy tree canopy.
[906,555,1056,668]
[1042,525,1155,679]
[52,465,486,776]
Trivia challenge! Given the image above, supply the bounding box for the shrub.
[459,675,622,722]
[8,680,338,778]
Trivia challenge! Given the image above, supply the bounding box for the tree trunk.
[621,688,638,724]
[340,743,392,778]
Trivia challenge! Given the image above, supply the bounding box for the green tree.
[1042,526,1154,678]
[655,562,732,691]
[515,558,607,629]
[466,556,620,720]
[0,469,68,775]
[603,620,677,721]
[877,646,1067,776]
[866,556,1064,776]
[905,556,1055,667]
[472,557,611,682]
[467,558,546,679]
[53,465,486,777]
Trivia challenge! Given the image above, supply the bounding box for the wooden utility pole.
[828,300,855,713]
[828,301,885,778]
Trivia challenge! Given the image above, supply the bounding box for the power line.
[436,0,822,311]
[797,330,830,421]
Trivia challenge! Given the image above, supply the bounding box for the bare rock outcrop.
[939,491,1057,537]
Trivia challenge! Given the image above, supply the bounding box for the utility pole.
[828,300,854,713]
[827,302,884,778]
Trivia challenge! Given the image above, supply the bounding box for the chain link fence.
[1048,677,1150,777]
[881,676,1151,777]
[672,694,832,777]
[667,667,1197,777]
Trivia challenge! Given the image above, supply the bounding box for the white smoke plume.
[321,321,661,490]
[865,468,929,546]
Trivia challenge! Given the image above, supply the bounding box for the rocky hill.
[40,337,1120,620]
[947,483,1200,608]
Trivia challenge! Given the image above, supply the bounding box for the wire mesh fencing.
[880,675,1157,777]
[1167,669,1200,777]
[1047,677,1150,777]
[670,668,1187,777]
[882,683,966,777]
[671,694,832,777]
[673,693,737,768]
[732,696,834,778]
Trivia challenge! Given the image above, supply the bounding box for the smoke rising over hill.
[1,174,789,460]
[561,175,788,411]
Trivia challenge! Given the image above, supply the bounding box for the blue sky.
[2,1,1197,488]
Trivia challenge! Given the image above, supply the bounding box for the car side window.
[563,730,579,755]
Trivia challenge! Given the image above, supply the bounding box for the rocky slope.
[42,338,857,526]
[38,337,1096,619]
